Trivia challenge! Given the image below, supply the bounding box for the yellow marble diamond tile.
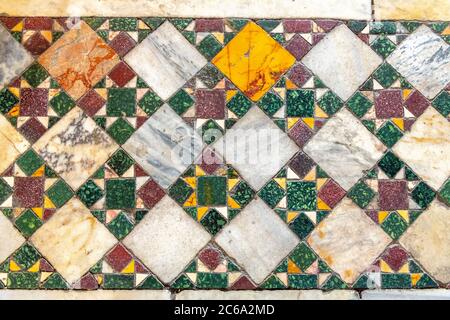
[212,21,295,102]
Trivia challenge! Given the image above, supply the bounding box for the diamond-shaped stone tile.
[30,197,117,284]
[387,25,450,99]
[400,199,450,284]
[304,108,386,191]
[0,24,33,89]
[213,106,299,191]
[393,107,450,190]
[308,198,391,284]
[38,21,119,100]
[125,21,207,101]
[33,107,118,190]
[123,104,203,189]
[303,24,382,101]
[123,195,211,283]
[0,207,25,264]
[215,197,299,284]
[212,21,295,102]
[0,115,30,174]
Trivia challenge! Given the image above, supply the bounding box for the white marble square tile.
[0,115,30,175]
[304,108,386,191]
[123,195,211,283]
[303,24,382,101]
[31,198,118,284]
[387,25,450,99]
[307,198,391,284]
[213,107,299,191]
[215,197,299,284]
[125,21,207,100]
[123,104,203,189]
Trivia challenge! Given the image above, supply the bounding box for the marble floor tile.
[0,115,30,174]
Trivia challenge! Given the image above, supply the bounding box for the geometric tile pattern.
[0,17,449,291]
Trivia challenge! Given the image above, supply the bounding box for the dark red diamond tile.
[23,32,51,55]
[138,180,165,209]
[285,34,311,60]
[198,247,222,270]
[405,90,429,117]
[195,89,225,119]
[105,244,133,273]
[77,90,105,117]
[318,179,346,208]
[381,245,409,272]
[378,180,408,210]
[19,117,47,143]
[109,32,136,57]
[108,62,136,87]
[24,17,53,30]
[289,152,315,179]
[283,20,312,33]
[287,64,312,88]
[375,90,404,119]
[13,177,45,208]
[79,273,99,290]
[195,19,224,32]
[20,88,48,116]
[288,120,314,148]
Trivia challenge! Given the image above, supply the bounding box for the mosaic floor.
[0,15,449,294]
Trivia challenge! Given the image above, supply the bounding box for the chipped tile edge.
[0,0,371,19]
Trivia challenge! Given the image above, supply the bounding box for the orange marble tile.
[38,21,119,100]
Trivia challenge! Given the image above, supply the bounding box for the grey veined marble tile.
[387,25,450,99]
[304,108,386,191]
[0,24,33,89]
[123,104,203,189]
[125,21,207,100]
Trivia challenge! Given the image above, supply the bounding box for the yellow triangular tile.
[32,207,43,219]
[41,30,53,43]
[411,273,421,286]
[285,79,298,89]
[183,192,197,207]
[11,21,23,32]
[442,25,450,35]
[228,196,240,209]
[44,196,56,209]
[96,275,103,285]
[228,178,240,191]
[184,177,196,188]
[28,261,40,273]
[287,211,299,223]
[397,210,409,223]
[392,118,404,131]
[287,117,300,129]
[10,260,21,271]
[317,198,331,210]
[402,89,412,99]
[138,20,150,29]
[121,260,135,274]
[8,105,20,117]
[316,178,328,190]
[20,79,31,88]
[315,105,328,118]
[380,260,393,273]
[274,178,286,189]
[378,211,389,223]
[197,207,209,221]
[9,87,20,98]
[287,259,301,274]
[226,90,238,101]
[398,263,410,274]
[32,165,45,177]
[195,166,206,176]
[303,167,316,181]
[302,117,315,129]
[95,88,108,100]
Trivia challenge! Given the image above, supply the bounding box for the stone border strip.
[374,0,450,21]
[0,0,371,19]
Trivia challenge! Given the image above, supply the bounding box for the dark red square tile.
[109,32,136,57]
[289,152,315,179]
[108,62,136,87]
[405,90,429,117]
[20,88,48,116]
[375,90,404,119]
[13,177,45,208]
[19,117,47,143]
[318,179,346,208]
[23,32,51,55]
[195,89,225,119]
[381,245,409,272]
[288,120,314,148]
[287,64,312,88]
[378,180,408,210]
[285,34,311,60]
[138,180,165,209]
[105,244,133,273]
[195,19,224,32]
[198,247,222,270]
[77,90,105,117]
[283,20,312,33]
[24,17,53,30]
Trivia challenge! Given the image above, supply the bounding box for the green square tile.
[197,272,228,289]
[197,176,227,206]
[50,92,75,117]
[107,149,135,176]
[169,178,193,205]
[378,151,404,178]
[7,272,39,289]
[381,274,411,289]
[107,88,136,117]
[258,92,283,116]
[15,209,42,237]
[227,92,252,118]
[103,274,135,289]
[110,18,137,31]
[46,180,73,208]
[370,21,397,34]
[381,212,408,240]
[108,212,134,240]
[288,274,317,289]
[107,118,135,144]
[201,120,223,145]
[412,182,436,209]
[376,121,403,148]
[77,180,104,208]
[229,181,254,208]
[258,180,285,208]
[168,90,194,115]
[289,243,316,271]
[0,88,19,114]
[16,150,44,176]
[197,64,224,89]
[0,178,12,204]
[286,90,314,117]
[197,34,223,60]
[13,244,40,269]
[138,90,163,116]
[22,63,49,87]
[200,209,227,235]
[432,91,450,117]
[371,36,397,59]
[287,181,316,211]
[318,91,344,115]
[290,213,315,240]
[373,63,400,88]
[347,182,375,209]
[105,179,136,209]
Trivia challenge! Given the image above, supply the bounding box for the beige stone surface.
[31,198,118,285]
[0,209,25,265]
[0,290,171,300]
[176,290,359,300]
[0,0,371,19]
[400,200,450,284]
[0,115,30,175]
[375,0,450,20]
[307,198,392,284]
